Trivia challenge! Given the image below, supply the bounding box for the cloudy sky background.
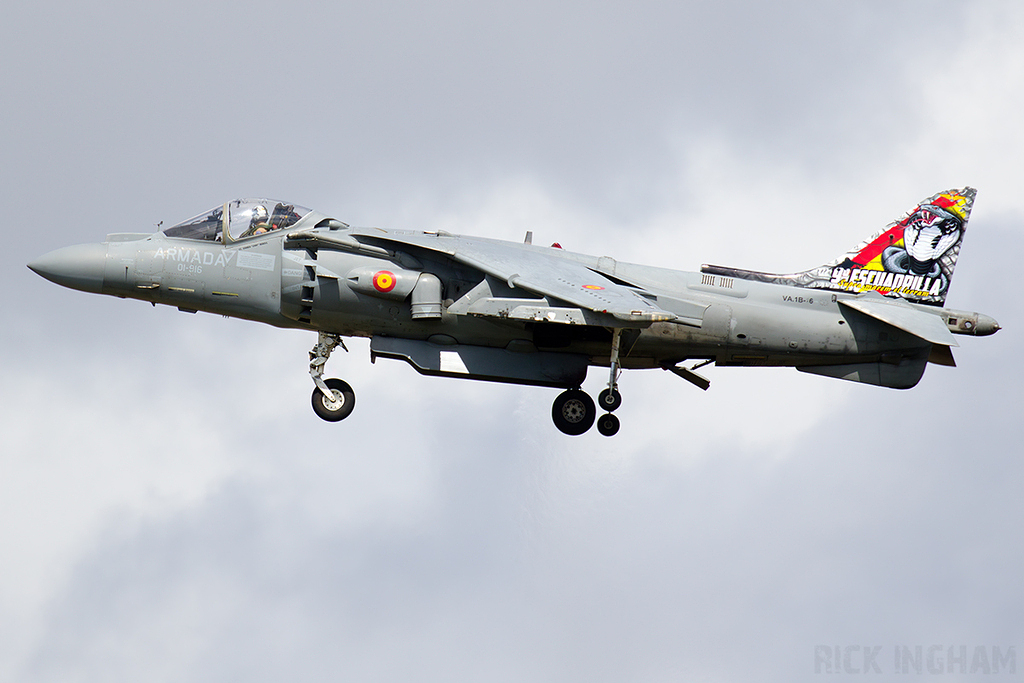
[2,1,1022,680]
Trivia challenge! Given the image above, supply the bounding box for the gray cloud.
[3,1,1022,681]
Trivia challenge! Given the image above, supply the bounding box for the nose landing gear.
[309,331,356,422]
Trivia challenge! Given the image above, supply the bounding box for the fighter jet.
[28,188,999,436]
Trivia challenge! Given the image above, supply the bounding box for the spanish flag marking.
[373,270,397,293]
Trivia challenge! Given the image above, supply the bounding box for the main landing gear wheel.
[312,378,356,422]
[551,389,596,436]
[597,388,622,412]
[597,413,620,437]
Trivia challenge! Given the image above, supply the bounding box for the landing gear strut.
[595,328,624,436]
[309,331,355,422]
[548,328,627,436]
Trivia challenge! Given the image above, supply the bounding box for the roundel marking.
[373,270,397,293]
[582,284,605,290]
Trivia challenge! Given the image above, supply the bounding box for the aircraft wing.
[839,294,958,347]
[350,230,677,324]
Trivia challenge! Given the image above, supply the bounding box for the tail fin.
[702,187,976,306]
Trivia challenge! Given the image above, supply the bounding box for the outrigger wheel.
[551,388,597,436]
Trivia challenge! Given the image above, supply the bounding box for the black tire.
[597,413,620,437]
[597,388,622,412]
[551,389,596,436]
[311,378,356,422]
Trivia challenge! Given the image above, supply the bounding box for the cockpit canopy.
[164,199,313,241]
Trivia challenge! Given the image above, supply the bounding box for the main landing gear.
[550,386,621,437]
[309,331,356,422]
[550,329,624,437]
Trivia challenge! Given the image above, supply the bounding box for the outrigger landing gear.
[309,331,355,422]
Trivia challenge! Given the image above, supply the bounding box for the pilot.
[251,205,272,235]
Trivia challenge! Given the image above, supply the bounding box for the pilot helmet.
[251,204,269,225]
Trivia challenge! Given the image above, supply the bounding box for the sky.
[1,1,1022,681]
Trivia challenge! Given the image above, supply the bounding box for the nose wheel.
[309,331,356,422]
[312,378,356,421]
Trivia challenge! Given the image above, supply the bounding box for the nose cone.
[28,242,108,294]
[976,313,1001,336]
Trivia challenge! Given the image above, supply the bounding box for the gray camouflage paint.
[28,190,999,418]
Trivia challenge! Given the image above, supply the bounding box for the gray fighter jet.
[28,189,999,436]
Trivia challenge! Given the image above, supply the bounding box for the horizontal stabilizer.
[839,295,958,347]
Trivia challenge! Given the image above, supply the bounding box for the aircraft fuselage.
[28,190,999,435]
[48,229,996,382]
